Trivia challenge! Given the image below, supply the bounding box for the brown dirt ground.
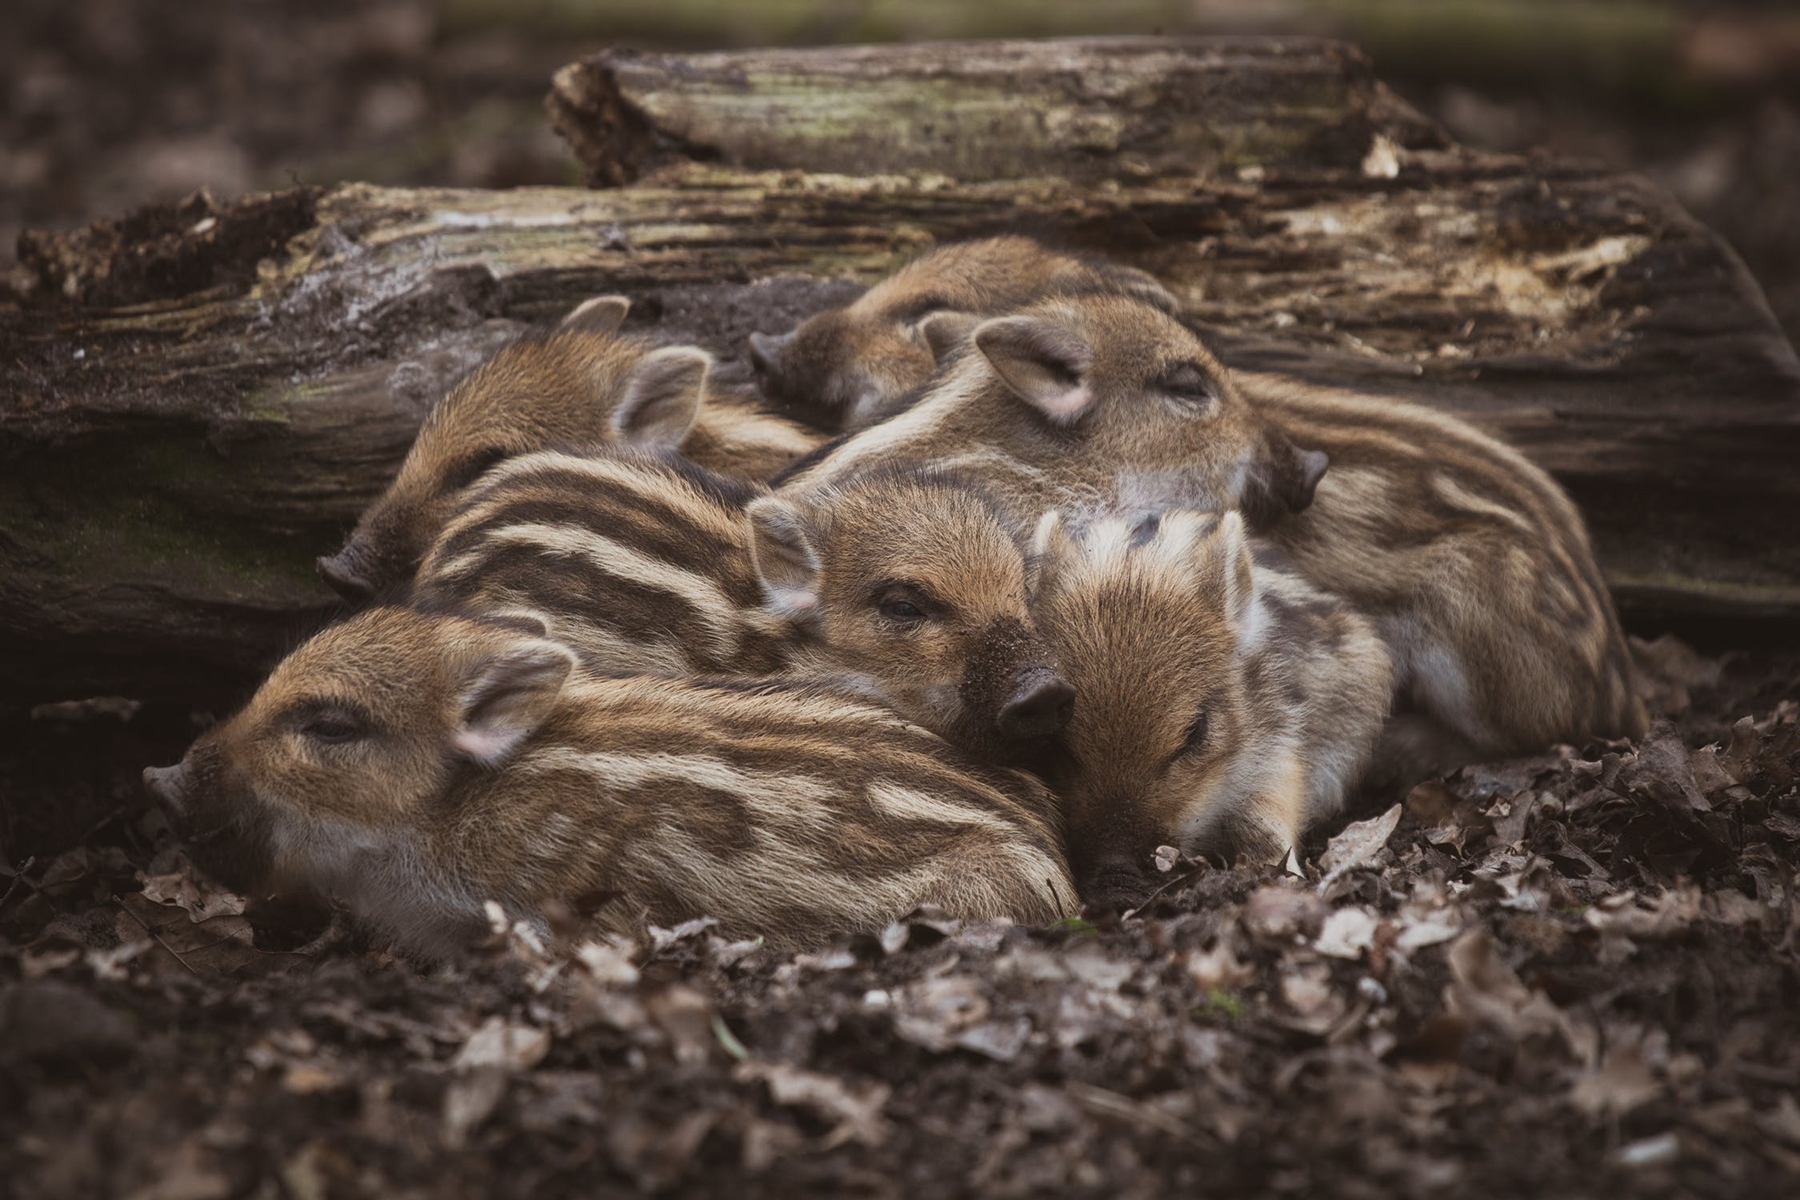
[1,641,1797,1199]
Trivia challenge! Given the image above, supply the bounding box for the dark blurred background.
[3,0,1798,343]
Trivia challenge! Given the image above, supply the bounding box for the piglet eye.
[1161,364,1217,409]
[1181,711,1210,756]
[302,714,364,745]
[878,597,925,622]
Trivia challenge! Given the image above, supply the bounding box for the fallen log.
[545,37,1443,186]
[2,36,1796,710]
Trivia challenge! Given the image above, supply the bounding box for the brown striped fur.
[1032,510,1393,907]
[1236,371,1646,766]
[141,607,1076,958]
[411,449,794,677]
[782,290,1642,765]
[748,236,1178,430]
[320,295,820,599]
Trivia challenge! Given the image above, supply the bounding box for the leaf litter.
[0,642,1797,1197]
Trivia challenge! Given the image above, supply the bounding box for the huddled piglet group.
[145,237,1646,956]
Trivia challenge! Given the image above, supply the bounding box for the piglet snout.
[142,762,191,817]
[317,547,376,602]
[997,669,1076,740]
[1077,856,1156,913]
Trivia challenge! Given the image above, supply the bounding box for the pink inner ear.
[454,726,524,766]
[1034,385,1093,426]
[767,586,820,619]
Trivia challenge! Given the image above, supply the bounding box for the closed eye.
[287,699,373,746]
[1175,710,1209,760]
[871,581,937,625]
[1159,363,1217,409]
[304,716,364,744]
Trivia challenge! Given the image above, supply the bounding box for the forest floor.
[2,639,1797,1199]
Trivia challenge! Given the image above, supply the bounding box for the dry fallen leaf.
[1392,904,1463,953]
[453,1017,550,1073]
[1314,906,1380,960]
[1318,804,1403,888]
[1626,725,1713,813]
[1405,781,1496,851]
[116,891,267,976]
[894,974,990,1052]
[645,984,716,1064]
[442,1068,509,1151]
[603,1107,718,1190]
[1185,940,1255,992]
[1278,962,1347,1036]
[1060,940,1133,992]
[1444,929,1593,1062]
[1242,885,1329,943]
[953,1017,1033,1063]
[1571,1038,1662,1118]
[136,869,246,923]
[122,1137,232,1200]
[1585,886,1705,940]
[574,938,640,987]
[735,1060,891,1149]
[648,917,719,953]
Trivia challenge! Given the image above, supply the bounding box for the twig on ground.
[1122,865,1207,921]
[0,855,38,913]
[112,893,200,976]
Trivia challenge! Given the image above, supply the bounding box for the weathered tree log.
[2,36,1797,710]
[546,38,1444,186]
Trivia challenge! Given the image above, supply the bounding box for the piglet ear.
[454,641,577,766]
[1027,509,1080,597]
[973,316,1096,426]
[1240,428,1330,529]
[1179,510,1255,629]
[1104,266,1181,315]
[747,330,792,378]
[561,294,631,334]
[614,346,710,450]
[915,310,982,363]
[745,495,823,622]
[1216,511,1255,626]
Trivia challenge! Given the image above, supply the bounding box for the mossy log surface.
[2,36,1798,707]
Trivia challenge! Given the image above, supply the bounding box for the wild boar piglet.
[775,290,1328,532]
[748,470,1074,766]
[319,294,819,600]
[748,235,1179,430]
[1240,372,1647,769]
[141,606,1077,958]
[1031,508,1393,909]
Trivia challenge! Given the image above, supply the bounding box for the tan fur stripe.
[444,522,749,653]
